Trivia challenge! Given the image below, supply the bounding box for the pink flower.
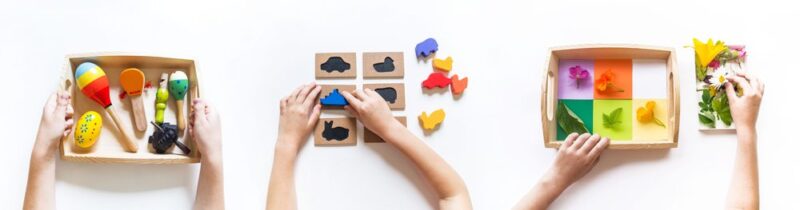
[569,65,589,88]
[728,45,747,59]
[708,59,720,69]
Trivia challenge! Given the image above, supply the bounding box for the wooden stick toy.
[155,73,169,124]
[119,68,147,131]
[75,62,138,152]
[169,71,189,130]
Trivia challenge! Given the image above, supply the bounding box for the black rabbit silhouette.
[322,121,349,141]
[372,57,395,72]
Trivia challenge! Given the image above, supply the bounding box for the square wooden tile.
[315,53,357,79]
[317,84,356,109]
[365,117,407,143]
[363,83,405,110]
[363,52,404,78]
[315,117,357,146]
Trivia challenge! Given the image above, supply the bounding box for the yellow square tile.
[632,99,669,141]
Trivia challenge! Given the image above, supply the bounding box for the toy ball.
[75,62,112,107]
[74,111,103,148]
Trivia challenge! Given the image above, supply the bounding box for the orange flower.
[595,70,624,92]
[636,101,665,127]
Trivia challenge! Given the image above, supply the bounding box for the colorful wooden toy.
[415,38,438,58]
[433,56,453,72]
[75,62,138,152]
[422,72,451,89]
[169,71,189,130]
[450,74,468,95]
[74,111,102,148]
[419,109,445,130]
[320,88,348,106]
[120,68,147,131]
[155,73,169,124]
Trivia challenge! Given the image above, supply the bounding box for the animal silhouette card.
[363,83,405,110]
[315,53,357,79]
[365,116,407,143]
[363,52,404,78]
[317,84,356,109]
[315,117,357,146]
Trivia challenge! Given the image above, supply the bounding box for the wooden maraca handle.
[131,96,147,132]
[106,106,139,152]
[176,100,185,130]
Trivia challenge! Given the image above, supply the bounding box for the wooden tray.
[60,52,201,164]
[541,44,680,149]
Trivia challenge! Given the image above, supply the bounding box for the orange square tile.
[593,59,632,99]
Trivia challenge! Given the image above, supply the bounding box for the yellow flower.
[693,38,727,68]
[636,101,665,127]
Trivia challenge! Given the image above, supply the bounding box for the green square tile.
[592,100,633,141]
[556,99,594,140]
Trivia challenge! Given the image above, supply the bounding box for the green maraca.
[169,71,189,130]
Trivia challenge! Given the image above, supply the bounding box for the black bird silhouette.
[320,56,351,73]
[372,57,395,72]
[322,121,349,141]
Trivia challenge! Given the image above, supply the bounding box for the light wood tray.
[541,44,680,149]
[60,52,201,164]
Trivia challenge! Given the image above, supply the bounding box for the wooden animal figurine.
[415,38,438,58]
[433,56,453,72]
[450,74,469,95]
[119,68,147,131]
[169,71,189,130]
[422,72,451,89]
[75,62,138,152]
[320,88,348,106]
[322,121,349,141]
[419,109,446,130]
[155,73,169,124]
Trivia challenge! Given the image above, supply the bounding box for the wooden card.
[315,53,357,78]
[315,117,357,146]
[365,116,406,143]
[363,52,404,78]
[318,84,356,109]
[363,83,405,110]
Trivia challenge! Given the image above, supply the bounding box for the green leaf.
[557,101,589,135]
[699,111,715,128]
[702,89,711,104]
[695,54,707,81]
[715,94,733,126]
[602,107,623,129]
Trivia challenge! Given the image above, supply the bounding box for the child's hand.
[543,133,609,189]
[341,89,399,138]
[34,91,74,156]
[190,99,222,160]
[725,72,764,131]
[277,83,321,150]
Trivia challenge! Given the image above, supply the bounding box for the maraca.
[155,73,169,124]
[168,71,189,130]
[75,62,138,152]
[120,68,147,131]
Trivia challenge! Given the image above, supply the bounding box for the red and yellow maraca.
[75,62,138,152]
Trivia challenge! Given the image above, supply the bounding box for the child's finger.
[726,75,751,93]
[65,105,74,120]
[724,83,738,102]
[307,104,321,128]
[344,106,360,119]
[352,89,369,101]
[193,99,208,124]
[296,83,315,102]
[571,133,592,151]
[289,85,303,102]
[588,137,610,158]
[341,91,364,109]
[364,88,381,99]
[579,134,601,154]
[560,133,579,150]
[280,96,288,113]
[303,85,322,107]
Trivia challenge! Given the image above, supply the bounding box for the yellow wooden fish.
[419,109,446,130]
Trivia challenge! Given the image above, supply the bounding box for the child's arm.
[24,91,74,210]
[724,72,764,210]
[341,89,472,210]
[513,133,609,210]
[190,99,225,210]
[266,83,321,210]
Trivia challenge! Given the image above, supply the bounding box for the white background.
[1,0,798,209]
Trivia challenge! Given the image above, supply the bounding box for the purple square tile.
[558,60,594,99]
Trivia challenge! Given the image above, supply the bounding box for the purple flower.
[569,65,589,88]
[728,45,747,59]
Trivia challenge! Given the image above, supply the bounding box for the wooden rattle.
[75,62,138,152]
[155,73,169,124]
[119,68,147,131]
[169,71,189,130]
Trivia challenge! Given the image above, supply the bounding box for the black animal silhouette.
[375,87,397,104]
[322,121,349,141]
[320,56,351,73]
[372,57,395,72]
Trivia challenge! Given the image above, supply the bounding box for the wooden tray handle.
[668,67,681,143]
[540,67,556,145]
